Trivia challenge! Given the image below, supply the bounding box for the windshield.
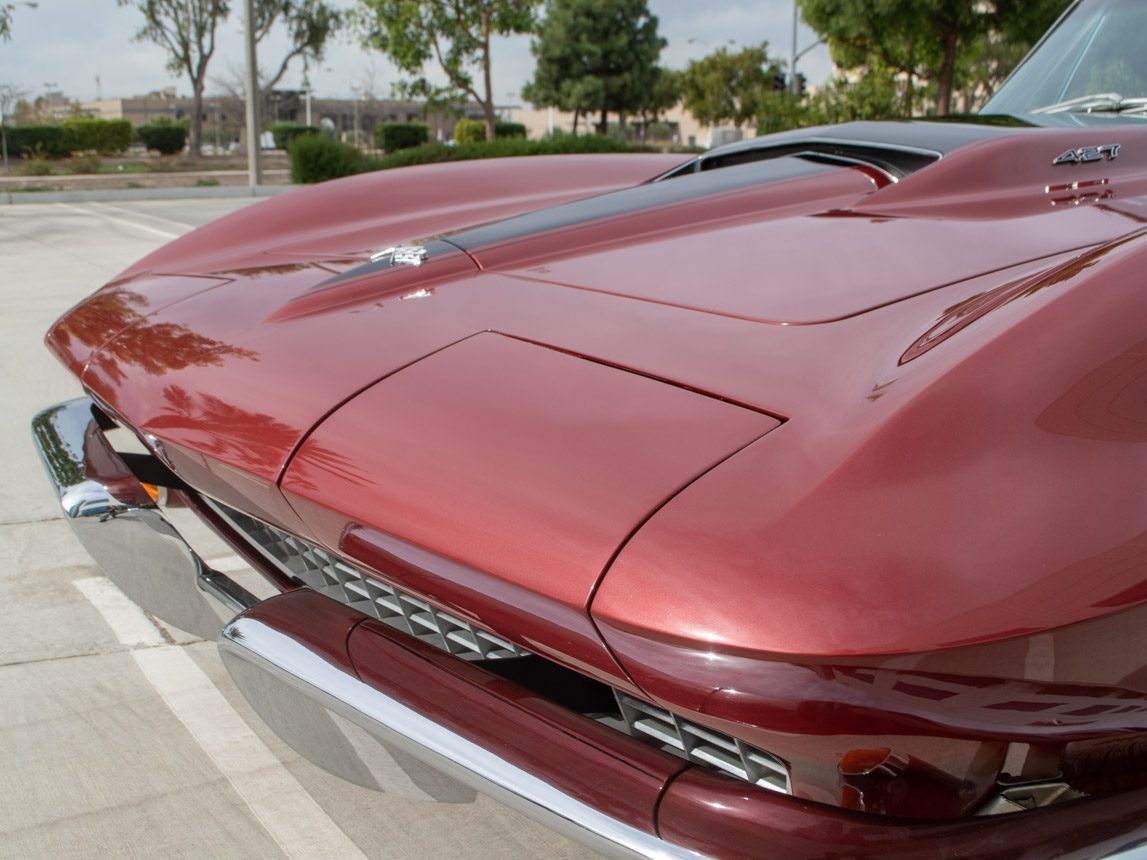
[983,0,1147,123]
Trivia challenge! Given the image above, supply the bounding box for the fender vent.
[615,691,790,793]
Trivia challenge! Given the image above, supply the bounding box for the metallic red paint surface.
[657,768,1147,860]
[283,332,778,685]
[45,125,1147,826]
[592,231,1147,656]
[342,597,690,834]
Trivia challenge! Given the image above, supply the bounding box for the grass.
[193,177,220,187]
[97,163,150,174]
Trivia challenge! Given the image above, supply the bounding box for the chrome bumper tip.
[31,397,256,639]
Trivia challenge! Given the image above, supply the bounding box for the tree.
[796,0,1069,116]
[637,66,682,125]
[118,0,229,157]
[1,2,35,41]
[357,0,538,142]
[523,0,665,135]
[254,0,341,95]
[681,43,785,128]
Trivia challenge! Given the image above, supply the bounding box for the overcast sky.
[0,0,833,107]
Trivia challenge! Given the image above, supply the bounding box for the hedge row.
[376,122,429,152]
[453,119,528,144]
[287,133,364,183]
[137,122,188,155]
[5,119,134,157]
[287,133,654,184]
[271,122,322,150]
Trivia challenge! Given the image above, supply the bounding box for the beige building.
[511,104,752,150]
[82,88,190,125]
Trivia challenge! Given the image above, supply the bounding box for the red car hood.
[49,124,1147,669]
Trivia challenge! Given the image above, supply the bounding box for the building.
[512,104,742,150]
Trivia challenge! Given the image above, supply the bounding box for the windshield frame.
[981,0,1147,125]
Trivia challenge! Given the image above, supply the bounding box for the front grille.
[616,691,790,793]
[204,496,790,794]
[204,499,530,660]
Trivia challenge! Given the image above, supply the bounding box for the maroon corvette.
[31,1,1147,856]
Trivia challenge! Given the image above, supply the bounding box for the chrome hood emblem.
[1053,144,1120,165]
[371,245,429,267]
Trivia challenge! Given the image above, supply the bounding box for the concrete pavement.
[0,198,596,859]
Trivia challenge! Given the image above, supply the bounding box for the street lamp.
[243,0,262,186]
[790,2,824,96]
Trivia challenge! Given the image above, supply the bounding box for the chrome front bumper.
[31,397,256,639]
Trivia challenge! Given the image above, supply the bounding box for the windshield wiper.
[1034,93,1147,114]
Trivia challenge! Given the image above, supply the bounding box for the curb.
[1,184,297,205]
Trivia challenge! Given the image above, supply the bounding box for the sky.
[0,0,834,108]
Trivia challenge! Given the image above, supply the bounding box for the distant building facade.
[81,88,485,147]
[512,104,745,150]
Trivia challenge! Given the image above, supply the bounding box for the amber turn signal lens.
[141,483,162,504]
[839,747,976,818]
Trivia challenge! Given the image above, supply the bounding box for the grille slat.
[204,498,531,662]
[615,690,790,794]
[203,496,790,794]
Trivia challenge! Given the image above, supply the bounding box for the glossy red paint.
[592,230,1147,657]
[657,768,1147,860]
[344,599,689,834]
[43,117,1147,833]
[238,589,364,676]
[283,332,778,686]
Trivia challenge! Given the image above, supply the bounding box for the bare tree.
[118,0,229,157]
[253,0,342,95]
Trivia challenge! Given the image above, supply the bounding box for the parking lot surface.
[0,198,596,859]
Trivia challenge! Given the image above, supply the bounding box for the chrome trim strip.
[31,397,256,638]
[220,613,703,860]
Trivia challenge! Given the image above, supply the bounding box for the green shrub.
[60,118,133,155]
[271,122,321,150]
[14,150,54,176]
[6,126,67,159]
[377,122,429,152]
[288,134,363,183]
[66,153,102,174]
[137,121,188,155]
[495,120,527,139]
[453,119,485,144]
[453,119,528,144]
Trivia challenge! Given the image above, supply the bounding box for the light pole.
[351,85,361,149]
[790,1,824,97]
[243,0,262,186]
[303,62,313,128]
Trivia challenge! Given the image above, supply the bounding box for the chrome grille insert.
[203,498,530,661]
[615,691,790,793]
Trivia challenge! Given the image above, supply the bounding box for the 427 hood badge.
[1053,143,1121,165]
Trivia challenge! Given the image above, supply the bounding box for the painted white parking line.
[73,576,166,647]
[207,554,253,573]
[73,576,368,860]
[86,201,197,232]
[54,202,183,240]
